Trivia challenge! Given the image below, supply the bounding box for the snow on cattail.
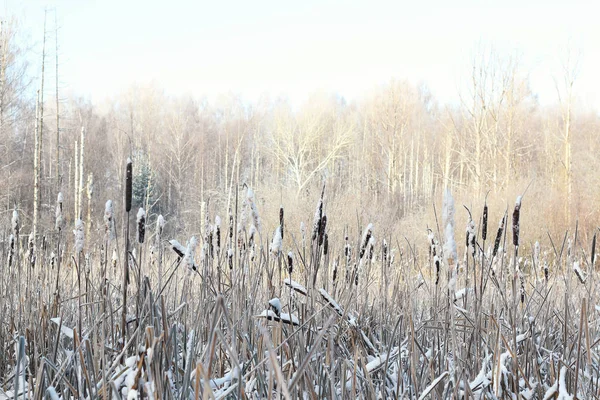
[466,218,476,258]
[247,187,261,232]
[112,249,118,272]
[228,248,234,269]
[183,237,198,272]
[74,219,85,255]
[427,230,436,257]
[12,209,19,237]
[368,236,376,261]
[360,224,374,259]
[169,239,186,258]
[125,158,132,212]
[137,208,146,244]
[279,206,284,240]
[55,193,65,232]
[268,298,282,317]
[493,215,505,257]
[7,234,14,268]
[155,215,165,246]
[287,251,294,274]
[104,200,115,241]
[270,226,282,257]
[512,196,522,247]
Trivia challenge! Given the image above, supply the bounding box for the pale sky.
[3,0,600,111]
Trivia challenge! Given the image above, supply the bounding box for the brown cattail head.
[125,158,132,212]
[287,251,293,274]
[332,258,338,282]
[493,215,505,257]
[482,203,488,241]
[512,196,522,247]
[359,224,373,259]
[318,215,327,246]
[591,233,596,267]
[137,208,146,244]
[323,233,329,255]
[215,216,221,253]
[228,208,234,240]
[279,206,284,240]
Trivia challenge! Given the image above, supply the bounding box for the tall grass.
[0,172,599,399]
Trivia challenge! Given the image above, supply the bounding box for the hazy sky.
[4,0,599,111]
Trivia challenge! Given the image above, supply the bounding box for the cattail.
[247,187,261,232]
[332,258,338,283]
[318,215,327,246]
[383,239,389,261]
[207,224,214,259]
[104,200,115,241]
[269,298,282,317]
[7,234,14,268]
[125,157,132,212]
[493,215,505,257]
[136,208,146,244]
[74,219,85,254]
[215,216,221,253]
[287,251,293,274]
[183,237,198,272]
[28,232,35,267]
[466,219,476,258]
[155,215,165,245]
[228,248,234,269]
[279,206,284,240]
[55,192,64,232]
[248,224,256,248]
[512,196,522,247]
[228,208,234,240]
[368,236,376,261]
[360,224,373,259]
[112,249,118,272]
[434,255,441,285]
[270,226,282,257]
[312,197,323,241]
[324,233,329,255]
[169,239,186,258]
[50,251,56,269]
[12,209,19,237]
[591,233,596,267]
[482,202,488,241]
[573,261,586,284]
[543,261,549,281]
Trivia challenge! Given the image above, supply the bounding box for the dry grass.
[0,182,598,399]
